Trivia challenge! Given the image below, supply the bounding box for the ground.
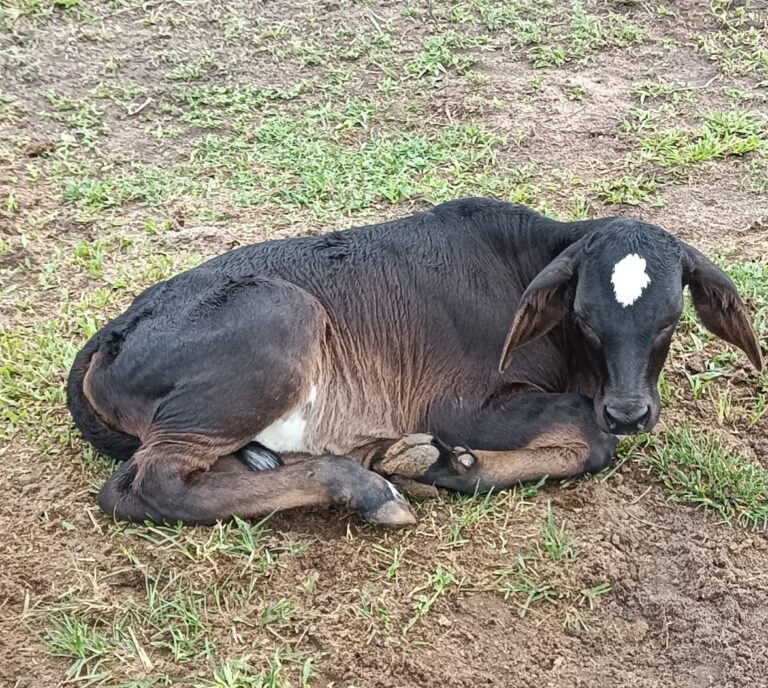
[1,0,767,686]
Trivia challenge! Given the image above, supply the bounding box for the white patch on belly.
[254,386,317,453]
[611,253,651,307]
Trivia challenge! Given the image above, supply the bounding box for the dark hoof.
[451,447,477,473]
[236,442,283,471]
[374,434,476,480]
[362,499,417,526]
[374,434,441,478]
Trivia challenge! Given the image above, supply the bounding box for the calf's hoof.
[375,433,476,479]
[358,481,416,526]
[362,497,417,526]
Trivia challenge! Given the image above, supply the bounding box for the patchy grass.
[164,81,312,129]
[443,0,644,67]
[494,504,609,629]
[33,518,318,685]
[406,565,457,631]
[642,426,768,530]
[590,174,660,206]
[43,91,108,148]
[745,153,768,193]
[405,31,487,82]
[3,0,768,686]
[57,109,536,219]
[636,111,767,169]
[0,242,201,446]
[632,80,694,104]
[699,1,768,78]
[0,0,87,29]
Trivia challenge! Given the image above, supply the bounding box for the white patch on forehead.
[253,387,317,453]
[611,253,651,307]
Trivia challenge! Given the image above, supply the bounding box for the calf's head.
[499,220,763,435]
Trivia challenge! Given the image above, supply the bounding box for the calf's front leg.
[375,393,617,494]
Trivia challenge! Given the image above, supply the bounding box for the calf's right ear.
[499,239,584,372]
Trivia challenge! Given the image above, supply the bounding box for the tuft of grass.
[357,589,392,631]
[632,80,693,104]
[643,426,768,530]
[539,502,577,561]
[405,31,486,81]
[497,554,558,615]
[116,514,292,570]
[371,543,408,580]
[45,613,119,683]
[590,174,659,206]
[446,490,502,548]
[199,652,313,688]
[637,111,767,169]
[43,91,107,148]
[406,565,456,631]
[621,106,661,133]
[144,575,209,662]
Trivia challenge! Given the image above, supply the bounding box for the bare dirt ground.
[1,1,767,686]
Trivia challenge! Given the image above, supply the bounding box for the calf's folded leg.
[375,393,617,494]
[98,441,415,526]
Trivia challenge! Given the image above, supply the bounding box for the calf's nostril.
[603,406,618,430]
[604,404,652,433]
[636,405,651,431]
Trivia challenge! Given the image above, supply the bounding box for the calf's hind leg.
[376,393,617,494]
[98,440,415,526]
[88,275,412,525]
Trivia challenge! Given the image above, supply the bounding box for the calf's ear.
[682,243,763,372]
[499,239,584,372]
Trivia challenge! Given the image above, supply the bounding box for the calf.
[67,198,763,526]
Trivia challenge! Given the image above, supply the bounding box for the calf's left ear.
[682,243,763,372]
[499,239,583,372]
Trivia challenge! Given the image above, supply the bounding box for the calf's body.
[67,198,762,525]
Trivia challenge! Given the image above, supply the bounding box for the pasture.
[1,0,767,686]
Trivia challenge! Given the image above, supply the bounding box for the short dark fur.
[67,198,763,526]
